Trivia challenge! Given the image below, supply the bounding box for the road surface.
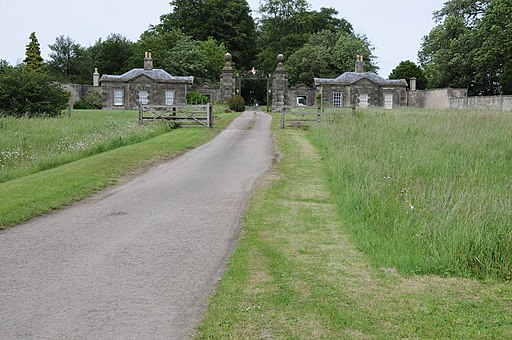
[0,111,273,339]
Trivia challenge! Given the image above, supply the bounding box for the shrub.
[186,91,209,104]
[74,91,102,109]
[226,95,245,112]
[0,67,69,117]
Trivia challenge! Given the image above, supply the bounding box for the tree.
[389,60,427,90]
[136,30,227,83]
[286,30,377,87]
[0,67,69,117]
[257,0,354,74]
[418,0,512,95]
[89,34,135,76]
[24,32,44,73]
[47,36,92,84]
[151,0,256,69]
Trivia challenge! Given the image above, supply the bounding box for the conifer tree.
[24,32,44,72]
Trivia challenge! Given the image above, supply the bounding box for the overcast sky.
[0,0,445,77]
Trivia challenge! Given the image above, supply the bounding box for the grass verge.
[196,126,512,338]
[0,113,237,229]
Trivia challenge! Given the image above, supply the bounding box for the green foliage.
[0,67,69,117]
[47,36,92,84]
[23,32,44,73]
[151,0,257,69]
[73,91,102,109]
[186,91,209,104]
[90,34,135,75]
[136,30,227,83]
[419,0,512,95]
[226,95,245,112]
[286,30,377,86]
[388,60,427,90]
[257,0,357,74]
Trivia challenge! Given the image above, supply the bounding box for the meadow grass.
[0,109,237,229]
[309,108,512,280]
[0,110,171,183]
[197,124,512,338]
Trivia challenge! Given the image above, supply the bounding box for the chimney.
[144,51,153,71]
[355,55,365,73]
[410,77,417,91]
[93,67,100,87]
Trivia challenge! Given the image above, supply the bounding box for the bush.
[226,95,245,112]
[186,91,209,104]
[73,91,102,109]
[0,67,69,117]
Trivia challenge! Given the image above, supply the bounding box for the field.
[197,109,512,338]
[310,108,512,280]
[0,110,172,183]
[0,108,235,229]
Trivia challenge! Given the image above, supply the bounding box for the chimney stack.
[144,51,153,71]
[355,55,365,73]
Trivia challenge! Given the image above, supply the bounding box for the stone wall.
[407,88,467,109]
[450,95,512,111]
[287,85,316,107]
[61,84,101,108]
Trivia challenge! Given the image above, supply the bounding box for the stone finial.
[410,77,417,91]
[277,54,285,63]
[224,53,232,62]
[93,67,100,87]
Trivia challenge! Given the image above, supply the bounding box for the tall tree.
[89,34,135,75]
[47,36,92,84]
[24,32,44,73]
[151,0,256,69]
[257,0,352,74]
[389,60,427,90]
[286,30,377,86]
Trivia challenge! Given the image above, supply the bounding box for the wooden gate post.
[207,103,212,128]
[138,104,143,124]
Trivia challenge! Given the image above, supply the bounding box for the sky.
[0,0,446,77]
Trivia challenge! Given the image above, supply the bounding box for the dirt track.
[0,111,273,339]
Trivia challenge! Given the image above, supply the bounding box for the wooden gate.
[139,104,213,128]
[280,106,321,129]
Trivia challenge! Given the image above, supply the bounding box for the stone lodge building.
[314,55,408,109]
[99,52,194,110]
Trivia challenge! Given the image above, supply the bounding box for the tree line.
[1,0,511,116]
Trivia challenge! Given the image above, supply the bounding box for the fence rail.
[139,104,213,128]
[280,106,321,129]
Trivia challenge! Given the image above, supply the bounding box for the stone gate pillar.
[272,54,288,111]
[220,53,236,103]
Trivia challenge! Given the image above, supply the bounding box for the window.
[296,96,306,106]
[139,90,148,105]
[113,88,123,106]
[358,93,368,108]
[165,90,175,105]
[384,93,393,110]
[333,92,343,107]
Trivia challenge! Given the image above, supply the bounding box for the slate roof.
[315,72,407,87]
[100,68,194,84]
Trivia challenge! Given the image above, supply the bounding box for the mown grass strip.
[0,114,236,229]
[196,126,512,338]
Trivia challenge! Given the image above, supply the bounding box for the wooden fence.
[280,106,321,129]
[139,104,213,128]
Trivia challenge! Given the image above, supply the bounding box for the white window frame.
[139,90,148,105]
[113,88,123,106]
[333,92,343,107]
[358,93,368,108]
[165,90,175,106]
[384,93,393,110]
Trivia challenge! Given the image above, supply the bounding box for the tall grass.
[0,110,169,183]
[309,108,512,280]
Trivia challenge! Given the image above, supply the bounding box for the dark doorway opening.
[241,78,268,106]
